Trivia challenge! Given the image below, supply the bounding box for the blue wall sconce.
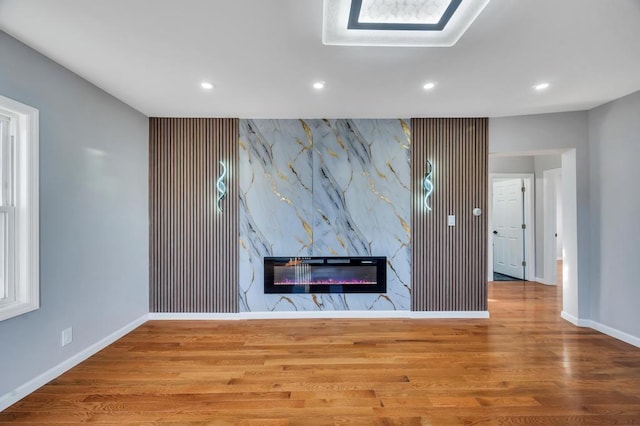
[216,161,227,213]
[423,160,433,211]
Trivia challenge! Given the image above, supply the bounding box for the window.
[0,95,39,321]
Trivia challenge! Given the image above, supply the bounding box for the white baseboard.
[410,311,490,319]
[238,310,410,319]
[534,276,556,286]
[588,320,640,348]
[149,311,411,320]
[580,320,640,348]
[149,310,491,320]
[562,311,640,348]
[0,314,148,412]
[561,310,580,326]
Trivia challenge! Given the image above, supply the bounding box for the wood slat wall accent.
[411,118,488,311]
[149,118,238,313]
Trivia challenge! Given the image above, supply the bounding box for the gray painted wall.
[0,31,148,396]
[489,111,590,320]
[534,155,561,172]
[588,90,640,338]
[488,155,534,174]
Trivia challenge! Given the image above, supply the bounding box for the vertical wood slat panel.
[411,118,487,311]
[149,118,238,313]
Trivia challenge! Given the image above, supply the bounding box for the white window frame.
[0,94,39,321]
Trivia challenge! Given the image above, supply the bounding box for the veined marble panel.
[239,119,411,312]
[239,119,313,312]
[312,119,411,310]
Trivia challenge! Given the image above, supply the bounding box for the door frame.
[488,173,535,281]
[542,168,562,285]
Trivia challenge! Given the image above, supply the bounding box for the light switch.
[61,327,73,347]
[448,215,456,226]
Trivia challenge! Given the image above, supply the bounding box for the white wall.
[588,90,640,339]
[489,111,590,320]
[556,172,563,258]
[0,31,148,399]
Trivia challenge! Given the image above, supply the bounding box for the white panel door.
[493,179,524,279]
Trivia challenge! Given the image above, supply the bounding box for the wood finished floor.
[2,281,640,424]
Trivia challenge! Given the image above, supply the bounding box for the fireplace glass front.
[264,256,387,294]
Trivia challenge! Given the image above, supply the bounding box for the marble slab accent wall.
[239,119,410,312]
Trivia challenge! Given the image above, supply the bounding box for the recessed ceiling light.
[533,82,550,91]
[200,81,214,90]
[423,82,436,90]
[313,81,326,90]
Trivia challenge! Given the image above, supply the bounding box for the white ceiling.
[1,0,639,118]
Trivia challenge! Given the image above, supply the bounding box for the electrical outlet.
[61,327,73,347]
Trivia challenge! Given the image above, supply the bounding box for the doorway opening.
[487,150,578,324]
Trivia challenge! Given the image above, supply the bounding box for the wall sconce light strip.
[423,160,433,211]
[216,161,227,213]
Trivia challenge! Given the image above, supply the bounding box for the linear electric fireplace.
[264,256,387,294]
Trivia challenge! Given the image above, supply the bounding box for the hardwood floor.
[2,280,640,424]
